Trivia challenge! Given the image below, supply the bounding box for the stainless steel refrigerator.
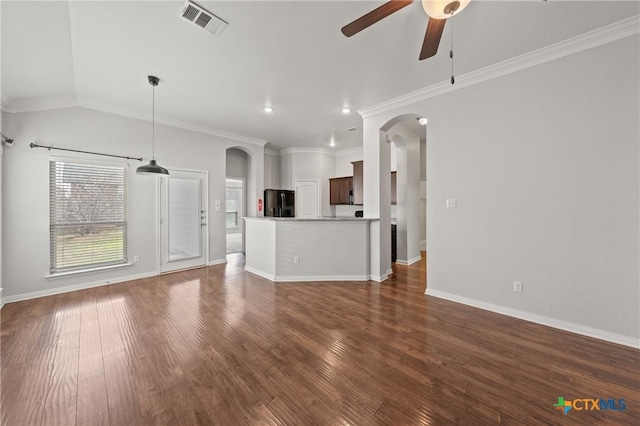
[264,189,295,217]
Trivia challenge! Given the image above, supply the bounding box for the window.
[50,160,128,273]
[225,190,238,227]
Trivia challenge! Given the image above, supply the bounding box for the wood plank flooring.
[2,253,639,425]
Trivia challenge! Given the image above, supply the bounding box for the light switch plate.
[215,200,221,206]
[446,199,457,208]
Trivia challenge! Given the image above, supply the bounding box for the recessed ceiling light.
[330,138,336,147]
[341,107,352,114]
[263,106,274,113]
[417,117,428,126]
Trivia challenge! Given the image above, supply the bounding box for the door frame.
[156,167,209,274]
[294,179,321,218]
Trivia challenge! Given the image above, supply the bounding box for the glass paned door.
[160,170,207,273]
[168,178,201,260]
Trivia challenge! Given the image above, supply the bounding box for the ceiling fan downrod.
[450,12,455,84]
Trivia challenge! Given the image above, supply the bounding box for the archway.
[362,113,427,281]
[225,147,253,254]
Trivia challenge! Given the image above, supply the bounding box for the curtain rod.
[29,143,143,162]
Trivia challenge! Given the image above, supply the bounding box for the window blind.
[50,160,128,273]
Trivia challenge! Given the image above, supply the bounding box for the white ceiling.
[2,1,639,150]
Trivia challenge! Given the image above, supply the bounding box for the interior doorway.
[159,169,208,273]
[386,121,425,266]
[226,178,244,254]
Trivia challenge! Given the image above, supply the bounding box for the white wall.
[420,140,426,250]
[363,35,640,342]
[264,151,280,189]
[2,106,264,300]
[0,1,3,307]
[226,147,248,178]
[279,152,293,190]
[334,148,362,177]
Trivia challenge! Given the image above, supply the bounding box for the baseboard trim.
[370,271,391,282]
[274,275,368,282]
[207,258,228,266]
[244,266,275,281]
[244,266,368,283]
[425,288,639,349]
[3,271,159,305]
[396,255,422,266]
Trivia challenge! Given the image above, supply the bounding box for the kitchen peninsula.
[244,217,377,282]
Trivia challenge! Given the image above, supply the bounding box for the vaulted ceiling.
[2,1,638,150]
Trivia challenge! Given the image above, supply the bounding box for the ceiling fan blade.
[341,0,413,37]
[419,18,446,60]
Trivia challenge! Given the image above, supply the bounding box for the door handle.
[201,222,207,226]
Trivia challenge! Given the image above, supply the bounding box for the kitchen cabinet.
[351,161,363,205]
[329,176,353,205]
[391,171,397,205]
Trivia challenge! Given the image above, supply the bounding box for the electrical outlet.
[513,281,523,293]
[133,255,140,263]
[294,256,300,264]
[446,199,457,208]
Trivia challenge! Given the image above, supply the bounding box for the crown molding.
[77,97,267,147]
[270,145,364,157]
[359,15,640,119]
[1,95,11,111]
[334,146,363,157]
[1,95,267,147]
[264,148,281,156]
[279,147,335,156]
[2,95,79,113]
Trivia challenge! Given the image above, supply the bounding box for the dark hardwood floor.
[1,253,638,425]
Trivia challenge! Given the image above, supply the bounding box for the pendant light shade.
[136,159,169,175]
[137,75,169,176]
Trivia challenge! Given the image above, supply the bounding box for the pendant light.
[137,75,169,175]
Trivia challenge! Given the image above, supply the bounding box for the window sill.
[46,263,133,280]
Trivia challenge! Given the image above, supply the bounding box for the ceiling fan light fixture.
[421,0,471,19]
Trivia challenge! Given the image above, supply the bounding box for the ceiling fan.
[341,0,471,60]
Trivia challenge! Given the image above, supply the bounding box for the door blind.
[50,160,128,273]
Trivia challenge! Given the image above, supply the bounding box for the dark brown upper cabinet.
[329,176,353,205]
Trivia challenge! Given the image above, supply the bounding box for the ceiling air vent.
[180,1,228,37]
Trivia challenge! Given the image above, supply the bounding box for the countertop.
[244,217,378,222]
